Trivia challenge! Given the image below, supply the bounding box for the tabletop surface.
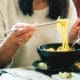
[0,68,80,80]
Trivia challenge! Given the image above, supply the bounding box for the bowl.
[37,43,80,69]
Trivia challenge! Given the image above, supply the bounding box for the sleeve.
[68,0,78,33]
[0,11,13,68]
[0,13,13,68]
[0,0,13,68]
[0,0,8,44]
[6,59,13,68]
[0,11,6,44]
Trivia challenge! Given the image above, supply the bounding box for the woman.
[0,0,78,68]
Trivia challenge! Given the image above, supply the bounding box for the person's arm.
[68,0,78,43]
[0,36,19,68]
[0,23,37,68]
[0,0,19,68]
[69,18,80,43]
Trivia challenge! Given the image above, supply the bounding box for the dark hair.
[18,0,69,19]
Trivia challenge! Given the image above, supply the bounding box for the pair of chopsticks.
[4,21,57,34]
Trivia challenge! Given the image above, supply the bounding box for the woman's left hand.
[69,18,80,43]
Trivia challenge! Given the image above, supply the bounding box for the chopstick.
[37,21,57,27]
[4,29,17,34]
[4,21,57,34]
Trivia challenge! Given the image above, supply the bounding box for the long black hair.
[18,0,69,19]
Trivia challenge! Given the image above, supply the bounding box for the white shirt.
[0,0,77,67]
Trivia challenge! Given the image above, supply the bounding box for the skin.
[33,0,48,10]
[69,18,80,43]
[0,23,37,67]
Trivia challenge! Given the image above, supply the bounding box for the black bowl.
[37,43,80,69]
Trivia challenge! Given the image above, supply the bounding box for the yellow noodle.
[46,17,74,52]
[56,17,73,51]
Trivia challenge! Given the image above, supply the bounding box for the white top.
[0,0,77,67]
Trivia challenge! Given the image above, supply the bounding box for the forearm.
[0,36,19,68]
[0,23,36,68]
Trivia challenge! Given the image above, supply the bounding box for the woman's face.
[33,0,48,10]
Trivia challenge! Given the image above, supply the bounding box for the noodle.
[56,17,74,51]
[46,17,74,52]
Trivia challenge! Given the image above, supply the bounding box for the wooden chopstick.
[4,21,57,34]
[37,21,57,27]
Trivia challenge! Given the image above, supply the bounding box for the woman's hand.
[69,18,80,43]
[9,23,37,45]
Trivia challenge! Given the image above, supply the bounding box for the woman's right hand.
[9,23,37,45]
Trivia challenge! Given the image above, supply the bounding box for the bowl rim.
[37,43,80,53]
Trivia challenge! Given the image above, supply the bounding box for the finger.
[73,19,80,27]
[72,27,79,35]
[11,23,31,32]
[19,31,33,40]
[13,26,36,37]
[13,23,30,28]
[15,31,33,45]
